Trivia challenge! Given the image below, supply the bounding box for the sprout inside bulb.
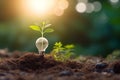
[36,37,48,54]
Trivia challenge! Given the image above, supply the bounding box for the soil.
[0,50,120,80]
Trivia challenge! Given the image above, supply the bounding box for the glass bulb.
[36,37,48,54]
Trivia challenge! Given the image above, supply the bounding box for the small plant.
[51,42,75,62]
[106,50,120,61]
[30,21,54,55]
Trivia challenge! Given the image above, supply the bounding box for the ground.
[0,50,120,80]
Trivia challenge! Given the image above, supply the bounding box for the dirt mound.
[0,53,82,72]
[0,52,120,80]
[18,53,61,71]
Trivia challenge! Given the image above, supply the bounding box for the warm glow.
[18,0,69,17]
[58,0,69,10]
[54,8,64,16]
[25,0,56,15]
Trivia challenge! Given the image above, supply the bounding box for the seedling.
[51,42,75,62]
[30,21,54,55]
[106,50,120,61]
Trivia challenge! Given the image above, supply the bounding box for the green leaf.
[55,42,62,48]
[65,44,75,49]
[45,24,52,28]
[44,28,54,33]
[30,25,41,31]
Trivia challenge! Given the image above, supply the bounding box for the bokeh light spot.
[76,2,87,13]
[110,0,119,3]
[54,8,64,16]
[93,1,102,12]
[58,0,69,10]
[86,3,94,13]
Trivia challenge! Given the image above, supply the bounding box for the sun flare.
[18,0,69,17]
[26,0,55,15]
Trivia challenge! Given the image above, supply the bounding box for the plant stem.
[41,25,44,52]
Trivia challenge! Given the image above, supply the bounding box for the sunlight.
[26,0,55,15]
[18,0,69,18]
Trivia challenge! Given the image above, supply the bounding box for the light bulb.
[36,37,48,55]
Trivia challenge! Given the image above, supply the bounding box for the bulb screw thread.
[39,51,45,56]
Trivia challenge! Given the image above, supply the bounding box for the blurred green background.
[0,0,120,57]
